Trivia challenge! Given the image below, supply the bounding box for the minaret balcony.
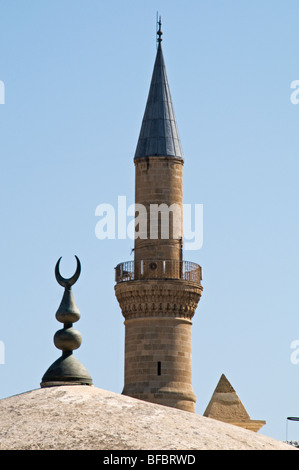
[115,260,202,287]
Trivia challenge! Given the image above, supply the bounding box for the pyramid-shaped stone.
[203,374,265,432]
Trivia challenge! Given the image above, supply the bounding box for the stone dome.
[0,385,294,450]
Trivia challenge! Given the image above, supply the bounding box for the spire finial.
[41,255,93,388]
[157,15,163,45]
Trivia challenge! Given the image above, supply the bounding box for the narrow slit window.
[157,361,161,376]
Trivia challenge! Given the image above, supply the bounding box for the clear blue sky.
[0,0,299,443]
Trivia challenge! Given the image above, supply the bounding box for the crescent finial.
[55,255,81,288]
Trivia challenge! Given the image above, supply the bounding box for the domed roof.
[0,385,293,450]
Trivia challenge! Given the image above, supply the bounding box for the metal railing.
[115,260,202,285]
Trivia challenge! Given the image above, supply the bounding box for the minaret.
[114,19,202,413]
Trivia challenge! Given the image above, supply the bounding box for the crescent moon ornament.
[55,255,81,288]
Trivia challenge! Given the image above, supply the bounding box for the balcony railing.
[115,260,202,285]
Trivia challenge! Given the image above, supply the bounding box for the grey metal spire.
[134,20,183,161]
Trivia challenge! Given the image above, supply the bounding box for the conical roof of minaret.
[134,23,183,161]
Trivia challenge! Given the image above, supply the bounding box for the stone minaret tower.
[115,20,202,413]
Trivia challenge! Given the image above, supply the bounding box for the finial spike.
[157,14,163,45]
